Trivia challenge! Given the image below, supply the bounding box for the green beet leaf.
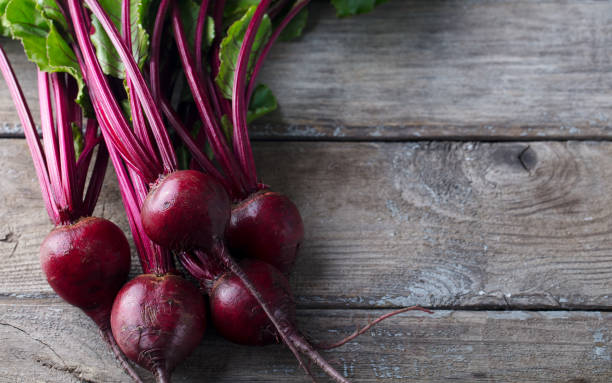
[36,0,68,32]
[247,83,277,123]
[3,0,89,109]
[89,0,151,78]
[0,0,12,37]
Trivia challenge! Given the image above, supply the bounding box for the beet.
[111,273,207,382]
[227,190,304,274]
[40,216,131,327]
[210,259,295,345]
[141,170,230,251]
[206,258,349,383]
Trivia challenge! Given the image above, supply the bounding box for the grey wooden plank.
[3,1,612,140]
[2,139,612,309]
[1,301,610,382]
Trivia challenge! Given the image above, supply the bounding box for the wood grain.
[1,301,610,382]
[2,139,612,309]
[3,1,612,140]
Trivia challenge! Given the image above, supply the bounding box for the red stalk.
[231,0,272,191]
[194,0,224,121]
[0,47,58,222]
[159,98,233,193]
[171,5,248,195]
[98,98,163,273]
[121,0,156,160]
[75,120,102,195]
[51,73,78,214]
[82,143,109,216]
[38,71,68,219]
[84,0,177,174]
[211,0,225,40]
[149,0,171,103]
[68,0,161,182]
[194,0,210,75]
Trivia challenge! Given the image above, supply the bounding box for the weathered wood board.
[1,301,610,382]
[3,1,612,140]
[2,139,612,309]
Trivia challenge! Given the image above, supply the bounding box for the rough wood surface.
[2,139,612,309]
[3,1,612,140]
[1,301,610,383]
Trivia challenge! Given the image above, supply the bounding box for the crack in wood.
[0,321,67,366]
[0,321,99,382]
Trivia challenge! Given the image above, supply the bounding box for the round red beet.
[40,216,131,326]
[227,191,304,274]
[209,259,295,345]
[110,273,206,377]
[141,170,230,251]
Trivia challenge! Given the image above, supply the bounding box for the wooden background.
[1,1,612,381]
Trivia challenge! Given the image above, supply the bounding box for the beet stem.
[82,143,109,215]
[290,333,351,383]
[38,71,68,218]
[231,0,272,190]
[317,306,433,350]
[212,241,313,379]
[102,112,158,273]
[101,328,145,383]
[150,0,171,104]
[68,0,161,182]
[171,5,249,195]
[51,73,77,216]
[194,0,210,75]
[0,46,59,222]
[75,120,101,197]
[84,0,178,174]
[193,0,225,121]
[122,0,157,162]
[159,98,234,195]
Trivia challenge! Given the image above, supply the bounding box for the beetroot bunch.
[1,0,430,382]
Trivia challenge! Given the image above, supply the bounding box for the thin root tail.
[317,306,433,350]
[100,328,145,383]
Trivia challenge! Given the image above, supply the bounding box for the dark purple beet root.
[209,258,349,383]
[227,190,304,274]
[40,216,131,327]
[210,259,295,345]
[111,273,207,380]
[141,170,230,251]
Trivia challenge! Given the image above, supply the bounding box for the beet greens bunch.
[1,0,431,382]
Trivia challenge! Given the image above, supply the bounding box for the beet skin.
[39,216,131,327]
[227,190,304,274]
[110,274,206,378]
[210,259,295,345]
[141,170,230,251]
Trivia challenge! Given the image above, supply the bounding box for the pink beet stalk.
[231,0,272,190]
[171,7,248,195]
[84,0,177,174]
